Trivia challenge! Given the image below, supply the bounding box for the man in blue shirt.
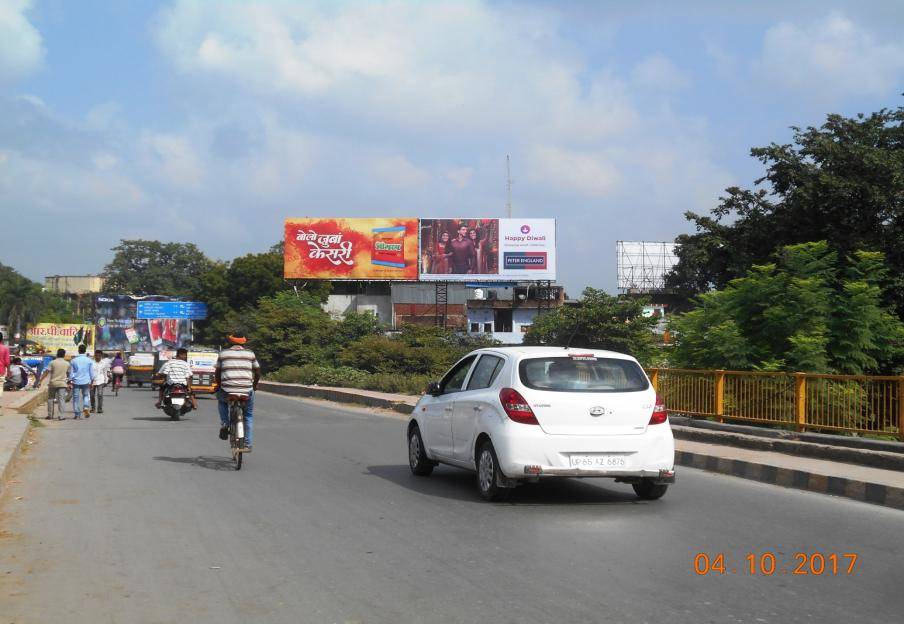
[68,344,95,419]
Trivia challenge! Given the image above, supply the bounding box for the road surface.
[1,387,902,623]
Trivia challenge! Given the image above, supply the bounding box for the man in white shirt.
[156,348,195,409]
[90,350,111,413]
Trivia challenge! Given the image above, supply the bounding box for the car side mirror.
[426,381,442,396]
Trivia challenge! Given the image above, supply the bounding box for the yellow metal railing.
[647,368,904,440]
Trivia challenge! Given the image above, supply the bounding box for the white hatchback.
[406,346,675,501]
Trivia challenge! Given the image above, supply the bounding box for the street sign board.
[136,300,208,320]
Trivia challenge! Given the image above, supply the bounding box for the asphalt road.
[1,387,902,624]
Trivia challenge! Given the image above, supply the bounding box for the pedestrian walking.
[0,332,9,399]
[68,344,95,419]
[90,350,111,414]
[43,349,70,420]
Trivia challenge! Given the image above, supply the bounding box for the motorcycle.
[162,384,194,420]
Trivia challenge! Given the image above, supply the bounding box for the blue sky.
[2,0,903,295]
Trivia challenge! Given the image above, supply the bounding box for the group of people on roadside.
[429,225,491,275]
[3,328,261,452]
[43,344,126,420]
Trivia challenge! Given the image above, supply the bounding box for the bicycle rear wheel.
[230,402,243,470]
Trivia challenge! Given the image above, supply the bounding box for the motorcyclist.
[215,333,260,451]
[155,348,196,410]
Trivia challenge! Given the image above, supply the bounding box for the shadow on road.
[132,416,195,422]
[153,455,236,471]
[366,464,642,505]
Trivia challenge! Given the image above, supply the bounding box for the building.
[322,282,394,325]
[44,275,105,295]
[44,275,105,317]
[466,283,564,343]
[321,281,565,344]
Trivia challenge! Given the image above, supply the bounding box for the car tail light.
[499,388,539,425]
[649,393,668,424]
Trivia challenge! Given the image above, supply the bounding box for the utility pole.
[506,154,513,218]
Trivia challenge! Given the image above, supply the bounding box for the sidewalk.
[259,381,904,510]
[0,390,44,498]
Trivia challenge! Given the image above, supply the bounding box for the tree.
[668,105,904,314]
[523,288,658,364]
[668,242,904,374]
[224,243,292,310]
[0,263,64,335]
[102,240,214,296]
[246,291,336,371]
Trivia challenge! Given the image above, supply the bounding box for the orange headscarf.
[227,335,247,345]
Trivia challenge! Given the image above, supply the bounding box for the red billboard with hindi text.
[284,218,419,280]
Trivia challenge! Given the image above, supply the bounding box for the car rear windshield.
[519,356,649,392]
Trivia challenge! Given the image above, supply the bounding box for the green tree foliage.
[224,243,291,310]
[523,288,658,364]
[0,263,78,334]
[334,311,385,344]
[669,242,904,374]
[243,290,336,371]
[102,239,214,296]
[668,106,904,314]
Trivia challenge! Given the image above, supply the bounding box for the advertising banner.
[188,351,219,371]
[27,323,94,355]
[95,295,192,352]
[284,218,419,280]
[419,218,556,281]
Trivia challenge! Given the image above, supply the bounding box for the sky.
[1,0,903,296]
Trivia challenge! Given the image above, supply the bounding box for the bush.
[268,364,431,396]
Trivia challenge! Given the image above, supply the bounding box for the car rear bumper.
[520,466,676,482]
[492,422,675,481]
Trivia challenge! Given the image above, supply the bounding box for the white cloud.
[631,54,691,91]
[371,154,431,189]
[526,146,621,199]
[153,1,637,142]
[140,132,206,190]
[0,151,147,215]
[754,11,904,100]
[0,0,44,82]
[445,167,474,189]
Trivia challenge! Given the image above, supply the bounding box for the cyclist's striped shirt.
[217,346,260,394]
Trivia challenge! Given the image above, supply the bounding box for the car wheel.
[408,425,434,476]
[633,479,668,500]
[476,441,510,502]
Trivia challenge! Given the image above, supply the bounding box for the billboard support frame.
[435,281,448,328]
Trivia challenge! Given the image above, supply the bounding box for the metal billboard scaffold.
[616,241,680,293]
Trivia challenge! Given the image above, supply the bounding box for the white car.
[406,346,675,501]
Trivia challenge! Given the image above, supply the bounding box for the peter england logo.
[503,252,547,270]
[589,406,611,417]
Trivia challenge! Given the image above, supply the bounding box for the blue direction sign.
[136,300,208,320]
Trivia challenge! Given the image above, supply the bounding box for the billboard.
[26,324,94,355]
[284,218,419,280]
[419,218,556,281]
[95,295,192,352]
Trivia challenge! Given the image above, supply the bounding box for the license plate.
[569,454,627,469]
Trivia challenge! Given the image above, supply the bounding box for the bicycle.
[111,373,123,397]
[227,394,250,470]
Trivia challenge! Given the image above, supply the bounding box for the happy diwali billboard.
[284,218,419,280]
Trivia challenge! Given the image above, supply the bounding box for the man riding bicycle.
[215,333,260,452]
